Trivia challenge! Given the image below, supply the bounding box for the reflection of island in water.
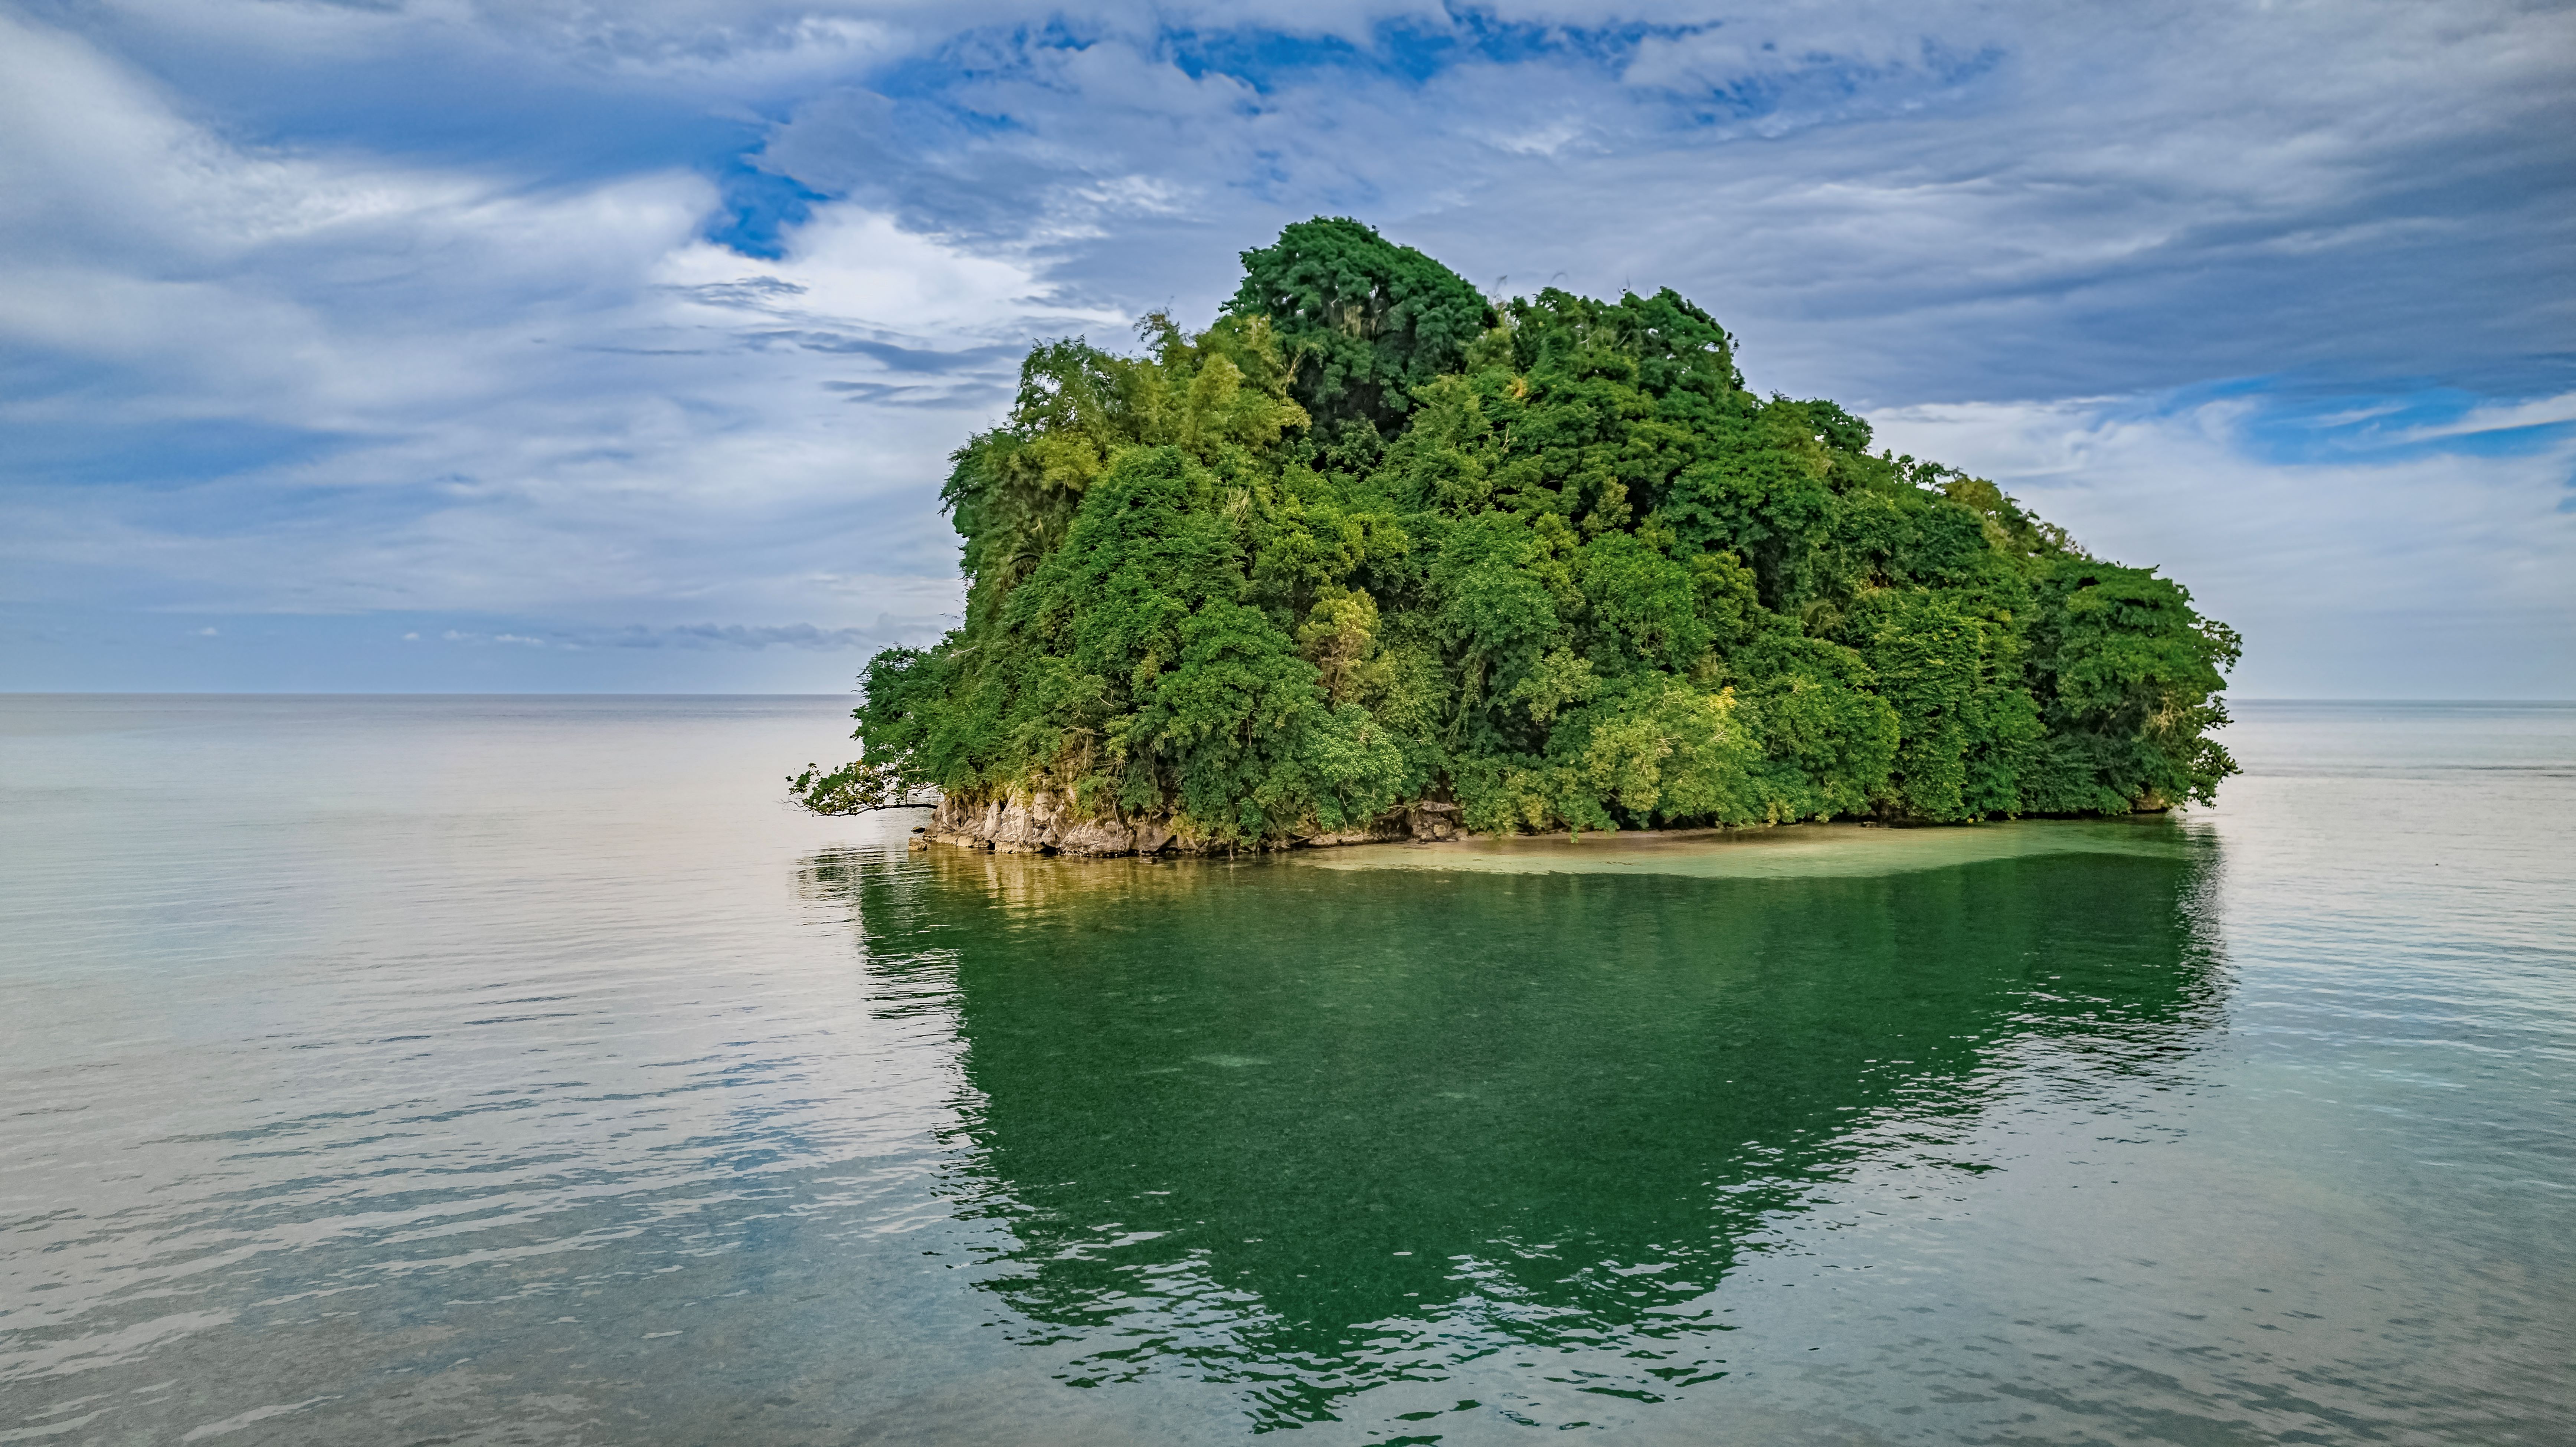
[809,833,2226,1428]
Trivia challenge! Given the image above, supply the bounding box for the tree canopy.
[793,219,2240,844]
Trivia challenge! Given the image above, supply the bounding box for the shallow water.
[2,696,2570,1444]
[1294,815,2193,878]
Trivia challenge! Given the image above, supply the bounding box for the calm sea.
[2,696,2570,1445]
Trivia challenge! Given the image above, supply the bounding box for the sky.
[2,0,2571,698]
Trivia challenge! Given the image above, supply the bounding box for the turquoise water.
[2,697,2570,1443]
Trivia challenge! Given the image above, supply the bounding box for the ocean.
[3,695,2570,1444]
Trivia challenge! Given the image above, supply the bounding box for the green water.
[839,841,2225,1430]
[2,698,2570,1443]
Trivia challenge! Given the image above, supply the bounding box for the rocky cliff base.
[913,790,1461,857]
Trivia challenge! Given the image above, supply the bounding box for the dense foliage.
[795,218,2239,843]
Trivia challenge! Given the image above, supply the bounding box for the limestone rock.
[1408,801,1462,841]
[1055,820,1138,857]
[912,789,1459,857]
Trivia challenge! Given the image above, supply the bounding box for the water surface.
[2,696,2570,1443]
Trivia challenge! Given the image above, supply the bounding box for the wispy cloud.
[2391,392,2576,444]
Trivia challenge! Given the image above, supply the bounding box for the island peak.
[793,218,2240,854]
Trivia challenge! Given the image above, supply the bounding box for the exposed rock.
[1304,812,1414,848]
[1055,819,1138,857]
[1408,801,1462,841]
[910,788,1451,857]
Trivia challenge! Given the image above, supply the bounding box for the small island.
[793,218,2240,855]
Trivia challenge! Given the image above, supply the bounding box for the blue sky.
[2,0,2571,697]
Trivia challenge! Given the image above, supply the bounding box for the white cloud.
[1869,396,2576,696]
[657,206,1073,334]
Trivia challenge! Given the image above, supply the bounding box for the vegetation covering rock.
[792,219,2240,852]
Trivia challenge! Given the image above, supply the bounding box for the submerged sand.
[1289,816,2203,880]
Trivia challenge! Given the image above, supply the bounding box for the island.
[790,218,2241,855]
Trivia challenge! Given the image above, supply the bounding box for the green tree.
[792,219,2241,846]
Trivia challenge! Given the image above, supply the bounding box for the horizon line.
[3,691,2572,706]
